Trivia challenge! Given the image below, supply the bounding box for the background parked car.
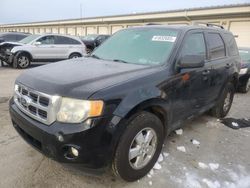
[0,32,30,43]
[238,47,250,93]
[0,34,86,69]
[80,34,110,53]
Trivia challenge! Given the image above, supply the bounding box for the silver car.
[4,34,86,68]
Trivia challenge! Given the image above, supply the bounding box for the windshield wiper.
[113,59,129,64]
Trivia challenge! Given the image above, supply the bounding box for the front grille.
[14,84,61,125]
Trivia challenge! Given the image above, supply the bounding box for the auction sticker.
[152,36,176,42]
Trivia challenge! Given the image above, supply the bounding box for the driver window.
[37,36,55,45]
[181,33,206,58]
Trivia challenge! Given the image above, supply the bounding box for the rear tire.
[69,53,82,59]
[13,53,31,69]
[210,82,235,118]
[239,77,250,93]
[112,111,164,182]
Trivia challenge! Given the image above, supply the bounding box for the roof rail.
[192,22,224,29]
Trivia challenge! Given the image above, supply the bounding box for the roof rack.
[192,22,224,29]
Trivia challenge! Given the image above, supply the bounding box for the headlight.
[57,97,104,123]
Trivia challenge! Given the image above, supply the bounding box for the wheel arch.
[69,52,82,58]
[124,98,169,134]
[14,51,33,61]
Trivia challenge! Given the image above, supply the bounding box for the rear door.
[54,36,82,58]
[204,31,230,101]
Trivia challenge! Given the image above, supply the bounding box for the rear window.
[207,33,226,60]
[224,33,239,56]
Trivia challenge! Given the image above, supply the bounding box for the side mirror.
[33,41,41,46]
[178,55,205,69]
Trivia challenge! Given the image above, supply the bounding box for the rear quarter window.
[223,33,239,56]
[206,33,226,60]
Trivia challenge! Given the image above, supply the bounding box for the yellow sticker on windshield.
[152,36,176,42]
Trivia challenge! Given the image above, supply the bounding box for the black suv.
[0,32,30,43]
[9,25,240,181]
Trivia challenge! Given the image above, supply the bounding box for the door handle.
[202,70,210,75]
[225,63,232,69]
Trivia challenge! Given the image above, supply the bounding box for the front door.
[171,30,213,123]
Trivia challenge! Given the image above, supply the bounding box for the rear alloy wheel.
[69,53,81,59]
[112,111,164,182]
[13,53,31,69]
[210,82,235,118]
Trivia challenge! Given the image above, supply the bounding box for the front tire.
[210,82,235,118]
[13,53,31,69]
[69,53,82,59]
[112,111,164,182]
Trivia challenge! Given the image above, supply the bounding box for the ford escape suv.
[1,33,86,68]
[9,25,240,181]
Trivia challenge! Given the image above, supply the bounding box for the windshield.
[239,49,250,63]
[19,34,41,44]
[92,28,178,66]
[82,34,98,41]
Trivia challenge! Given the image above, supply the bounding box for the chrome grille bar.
[14,84,61,125]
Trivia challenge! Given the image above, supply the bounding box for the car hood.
[0,42,23,47]
[16,57,160,99]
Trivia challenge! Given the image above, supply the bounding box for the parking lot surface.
[0,65,250,188]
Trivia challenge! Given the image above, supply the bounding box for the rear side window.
[206,33,226,59]
[55,36,81,45]
[224,33,238,56]
[180,33,206,58]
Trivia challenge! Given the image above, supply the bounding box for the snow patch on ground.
[202,179,221,188]
[191,139,200,145]
[148,181,152,186]
[198,162,208,169]
[232,122,239,127]
[157,154,164,163]
[153,162,162,170]
[209,163,219,170]
[177,146,186,152]
[163,152,169,158]
[184,173,202,188]
[175,129,183,135]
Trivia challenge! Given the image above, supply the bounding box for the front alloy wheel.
[129,128,157,170]
[112,111,164,182]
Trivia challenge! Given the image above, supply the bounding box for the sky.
[0,0,249,24]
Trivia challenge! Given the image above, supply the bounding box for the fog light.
[57,134,64,142]
[71,147,79,157]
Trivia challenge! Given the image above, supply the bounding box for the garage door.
[229,21,250,47]
[98,26,109,34]
[67,27,76,35]
[76,27,84,36]
[111,26,123,34]
[52,27,58,34]
[45,28,51,33]
[59,28,65,34]
[86,27,96,35]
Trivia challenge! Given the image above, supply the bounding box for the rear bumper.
[9,98,118,168]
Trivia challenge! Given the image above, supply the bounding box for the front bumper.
[0,52,14,64]
[9,98,118,168]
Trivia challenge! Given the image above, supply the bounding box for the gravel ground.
[0,65,250,188]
